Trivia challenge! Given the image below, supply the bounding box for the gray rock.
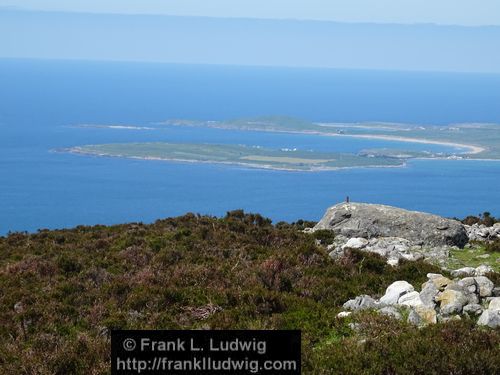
[477,310,500,328]
[342,237,369,250]
[419,281,439,308]
[13,302,23,314]
[378,306,403,320]
[436,289,468,316]
[450,267,475,278]
[330,235,424,265]
[314,202,468,248]
[488,297,500,311]
[413,305,438,325]
[398,291,423,307]
[426,273,443,280]
[336,311,352,318]
[493,287,500,297]
[407,309,422,325]
[474,276,494,297]
[444,282,478,305]
[462,303,483,316]
[466,223,500,242]
[343,295,379,311]
[475,264,494,276]
[380,281,414,305]
[457,277,477,294]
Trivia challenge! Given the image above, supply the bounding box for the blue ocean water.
[1,59,500,234]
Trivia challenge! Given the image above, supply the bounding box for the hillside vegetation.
[0,211,498,374]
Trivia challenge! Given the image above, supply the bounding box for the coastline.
[163,122,486,156]
[329,133,485,155]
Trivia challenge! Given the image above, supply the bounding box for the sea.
[1,58,500,234]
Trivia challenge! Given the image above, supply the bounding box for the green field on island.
[68,142,404,171]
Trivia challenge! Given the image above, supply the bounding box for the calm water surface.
[1,59,500,234]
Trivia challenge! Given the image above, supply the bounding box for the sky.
[1,0,500,26]
[1,2,500,73]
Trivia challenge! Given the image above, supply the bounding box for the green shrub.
[485,239,500,253]
[0,211,497,373]
[312,229,336,245]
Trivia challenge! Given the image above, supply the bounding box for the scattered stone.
[341,274,498,328]
[337,311,352,318]
[380,281,414,305]
[13,302,23,314]
[343,295,379,311]
[387,258,399,267]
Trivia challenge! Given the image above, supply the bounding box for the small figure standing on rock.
[346,196,350,203]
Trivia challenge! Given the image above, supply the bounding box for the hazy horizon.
[2,0,500,26]
[2,9,500,73]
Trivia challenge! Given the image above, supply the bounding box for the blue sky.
[1,0,500,26]
[1,3,500,73]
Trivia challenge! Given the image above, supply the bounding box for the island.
[66,143,404,171]
[159,116,500,158]
[64,116,500,170]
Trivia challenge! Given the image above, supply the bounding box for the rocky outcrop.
[314,202,468,248]
[314,202,469,265]
[339,273,498,327]
[465,223,500,242]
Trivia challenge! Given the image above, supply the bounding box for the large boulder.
[314,202,468,248]
[474,276,495,297]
